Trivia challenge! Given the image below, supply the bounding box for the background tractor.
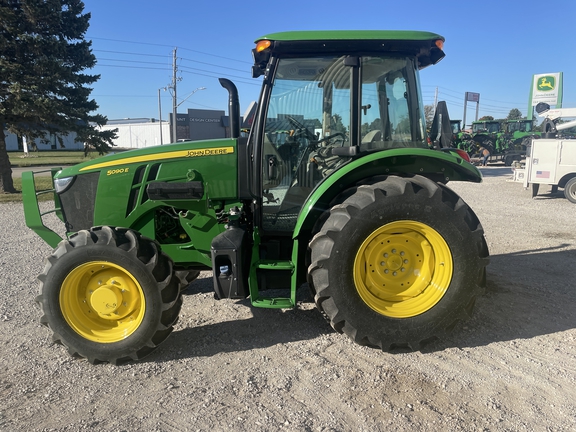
[470,119,529,166]
[449,119,475,151]
[22,30,489,364]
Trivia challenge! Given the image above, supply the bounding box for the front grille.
[58,172,100,232]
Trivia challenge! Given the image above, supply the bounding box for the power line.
[98,57,171,67]
[180,69,259,87]
[96,64,172,71]
[94,49,170,58]
[179,56,248,73]
[88,36,252,65]
[423,85,527,107]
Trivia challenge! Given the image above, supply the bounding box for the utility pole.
[171,48,178,143]
[158,87,164,145]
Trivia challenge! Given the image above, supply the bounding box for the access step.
[249,259,296,309]
[254,260,294,271]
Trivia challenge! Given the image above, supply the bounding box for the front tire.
[308,175,489,350]
[36,226,182,364]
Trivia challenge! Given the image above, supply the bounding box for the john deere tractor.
[23,30,489,364]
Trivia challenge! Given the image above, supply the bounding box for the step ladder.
[248,228,298,309]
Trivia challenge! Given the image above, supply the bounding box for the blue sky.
[84,0,576,128]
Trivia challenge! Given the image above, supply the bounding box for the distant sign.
[190,118,221,123]
[531,73,562,106]
[466,92,480,102]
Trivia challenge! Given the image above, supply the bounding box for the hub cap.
[59,262,146,342]
[353,221,453,318]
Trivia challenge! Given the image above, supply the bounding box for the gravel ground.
[1,165,575,431]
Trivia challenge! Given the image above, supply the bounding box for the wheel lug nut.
[392,249,396,254]
[401,268,405,272]
[400,251,405,256]
[404,259,409,264]
[384,269,389,274]
[383,253,388,258]
[380,261,385,266]
[393,271,397,276]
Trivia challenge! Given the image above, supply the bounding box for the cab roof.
[255,30,444,43]
[253,30,445,71]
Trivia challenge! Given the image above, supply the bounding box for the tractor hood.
[54,138,238,179]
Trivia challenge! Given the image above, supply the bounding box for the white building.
[3,119,170,151]
[3,130,83,151]
[100,118,171,149]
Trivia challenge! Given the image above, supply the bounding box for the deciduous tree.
[506,108,523,120]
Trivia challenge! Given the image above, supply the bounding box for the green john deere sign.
[529,72,563,119]
[537,75,556,92]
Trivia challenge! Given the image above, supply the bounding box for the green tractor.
[449,120,474,151]
[471,119,502,152]
[471,119,534,166]
[502,119,540,156]
[22,30,489,364]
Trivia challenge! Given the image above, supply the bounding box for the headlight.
[54,176,75,194]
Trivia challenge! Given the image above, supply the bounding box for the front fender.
[293,148,482,237]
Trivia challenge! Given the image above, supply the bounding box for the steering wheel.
[286,116,318,141]
[317,132,346,146]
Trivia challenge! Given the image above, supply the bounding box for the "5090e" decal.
[107,168,130,176]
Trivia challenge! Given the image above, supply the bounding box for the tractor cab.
[249,31,445,233]
[505,119,534,134]
[472,120,501,134]
[450,120,462,134]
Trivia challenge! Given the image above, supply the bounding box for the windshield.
[473,122,500,133]
[261,55,425,231]
[508,121,532,133]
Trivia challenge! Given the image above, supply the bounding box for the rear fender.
[293,148,482,237]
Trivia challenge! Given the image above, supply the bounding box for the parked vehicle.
[513,103,576,202]
[22,30,489,364]
[471,120,527,166]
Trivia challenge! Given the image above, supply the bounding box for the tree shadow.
[147,244,576,362]
[533,188,568,201]
[147,300,332,363]
[426,244,576,351]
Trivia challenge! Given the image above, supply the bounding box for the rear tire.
[308,175,489,350]
[175,269,201,291]
[36,226,182,365]
[564,177,576,203]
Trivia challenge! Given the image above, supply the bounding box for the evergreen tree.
[0,0,116,193]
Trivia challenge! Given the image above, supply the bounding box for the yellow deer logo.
[537,76,555,91]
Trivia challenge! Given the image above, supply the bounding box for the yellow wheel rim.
[59,261,146,343]
[353,221,453,318]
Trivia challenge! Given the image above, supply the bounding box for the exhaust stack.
[219,78,240,139]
